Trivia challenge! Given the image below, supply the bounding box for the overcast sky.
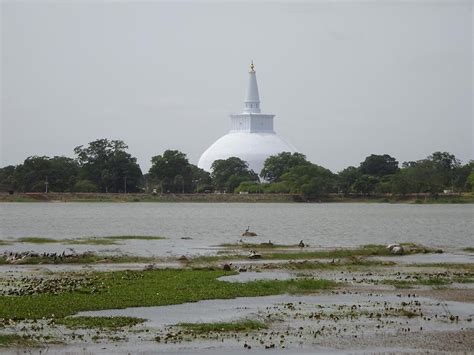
[1,0,472,173]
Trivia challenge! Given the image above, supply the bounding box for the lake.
[0,203,472,256]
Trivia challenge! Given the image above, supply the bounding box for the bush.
[235,181,264,194]
[263,182,290,193]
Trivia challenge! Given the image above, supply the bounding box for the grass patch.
[463,247,474,253]
[0,240,12,245]
[178,319,267,333]
[191,244,433,264]
[56,316,146,330]
[17,237,58,243]
[382,277,454,289]
[285,258,396,270]
[0,269,335,319]
[262,245,394,260]
[0,334,40,347]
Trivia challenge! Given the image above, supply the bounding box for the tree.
[190,165,212,192]
[280,164,336,197]
[211,157,258,192]
[453,162,473,192]
[360,154,399,177]
[352,175,378,194]
[12,156,79,192]
[73,180,99,192]
[149,150,193,193]
[337,166,361,194]
[394,160,444,194]
[0,165,17,192]
[467,171,474,192]
[261,152,310,182]
[428,151,461,188]
[74,139,142,193]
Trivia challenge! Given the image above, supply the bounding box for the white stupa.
[198,62,298,175]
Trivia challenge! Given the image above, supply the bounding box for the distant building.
[198,62,298,175]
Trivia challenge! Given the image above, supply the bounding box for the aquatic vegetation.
[193,244,434,264]
[56,316,146,330]
[178,319,267,333]
[463,247,474,253]
[0,269,335,319]
[381,274,474,289]
[17,237,58,243]
[284,258,396,270]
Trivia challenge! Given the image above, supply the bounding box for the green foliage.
[279,164,335,197]
[6,156,79,192]
[352,175,378,194]
[149,150,192,193]
[263,181,290,193]
[261,152,310,182]
[337,166,361,193]
[211,157,259,192]
[467,172,474,192]
[73,179,99,192]
[148,150,210,193]
[359,154,399,177]
[190,164,212,192]
[2,145,472,196]
[178,319,267,333]
[74,139,142,193]
[0,269,335,319]
[0,165,16,192]
[56,316,146,329]
[235,181,265,193]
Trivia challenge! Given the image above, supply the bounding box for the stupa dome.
[198,62,298,175]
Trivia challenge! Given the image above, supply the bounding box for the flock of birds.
[2,249,79,262]
[241,226,307,259]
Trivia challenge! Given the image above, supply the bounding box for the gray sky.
[1,0,473,173]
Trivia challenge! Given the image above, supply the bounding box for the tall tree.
[190,165,212,192]
[261,152,310,182]
[337,166,361,194]
[74,139,142,193]
[0,165,17,192]
[428,151,461,188]
[149,150,193,193]
[280,164,336,197]
[211,157,258,192]
[11,156,79,192]
[359,154,399,177]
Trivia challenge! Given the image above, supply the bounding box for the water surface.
[1,203,472,256]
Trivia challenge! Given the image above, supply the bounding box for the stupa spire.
[244,61,261,113]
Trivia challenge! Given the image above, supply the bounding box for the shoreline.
[0,192,472,203]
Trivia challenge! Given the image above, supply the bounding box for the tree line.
[0,138,472,196]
